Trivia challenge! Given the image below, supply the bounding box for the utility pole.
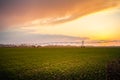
[81,40,85,48]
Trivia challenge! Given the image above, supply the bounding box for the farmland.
[0,47,120,80]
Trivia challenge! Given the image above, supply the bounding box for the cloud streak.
[0,29,89,44]
[0,0,119,28]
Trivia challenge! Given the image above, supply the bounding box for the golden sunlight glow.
[21,7,120,40]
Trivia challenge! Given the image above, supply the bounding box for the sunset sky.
[0,0,120,46]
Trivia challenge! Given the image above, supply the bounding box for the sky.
[0,0,120,46]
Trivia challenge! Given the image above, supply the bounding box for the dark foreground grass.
[0,47,120,80]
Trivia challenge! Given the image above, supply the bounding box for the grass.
[0,47,120,80]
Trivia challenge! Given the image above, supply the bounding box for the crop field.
[0,47,120,80]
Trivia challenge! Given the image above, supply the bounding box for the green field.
[0,47,120,80]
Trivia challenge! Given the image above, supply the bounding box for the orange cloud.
[0,0,119,28]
